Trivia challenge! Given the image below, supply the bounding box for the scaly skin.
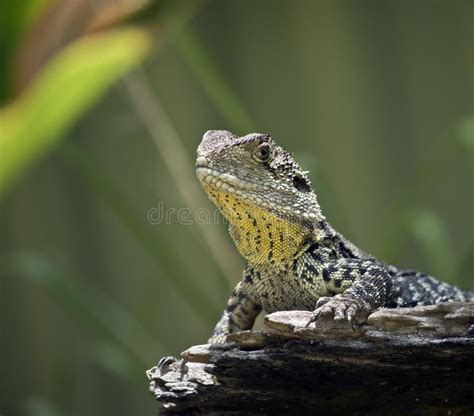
[196,130,473,343]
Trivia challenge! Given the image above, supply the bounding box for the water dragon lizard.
[194,130,473,343]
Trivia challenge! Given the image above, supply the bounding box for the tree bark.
[147,302,474,415]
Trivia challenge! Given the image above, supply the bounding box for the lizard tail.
[387,268,473,307]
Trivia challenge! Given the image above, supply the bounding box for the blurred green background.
[0,0,473,415]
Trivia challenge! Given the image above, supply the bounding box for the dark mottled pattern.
[197,131,473,343]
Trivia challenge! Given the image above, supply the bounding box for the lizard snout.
[198,130,237,157]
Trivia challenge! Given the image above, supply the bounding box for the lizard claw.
[304,309,320,328]
[157,356,189,380]
[306,295,372,328]
[157,356,178,375]
[304,296,334,327]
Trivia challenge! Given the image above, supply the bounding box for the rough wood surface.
[147,302,474,415]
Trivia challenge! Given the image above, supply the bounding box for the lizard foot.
[305,294,372,329]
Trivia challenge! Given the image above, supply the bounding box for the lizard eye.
[254,143,271,163]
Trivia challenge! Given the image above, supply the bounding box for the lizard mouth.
[195,160,319,221]
[195,166,262,193]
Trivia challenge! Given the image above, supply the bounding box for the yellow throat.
[205,186,311,265]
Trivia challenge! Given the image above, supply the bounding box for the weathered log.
[147,302,474,415]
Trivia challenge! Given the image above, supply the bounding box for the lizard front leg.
[208,268,262,343]
[308,258,392,325]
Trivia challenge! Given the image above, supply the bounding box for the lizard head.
[196,130,324,264]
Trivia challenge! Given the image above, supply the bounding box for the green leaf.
[0,27,151,199]
[0,0,50,40]
[0,0,51,100]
